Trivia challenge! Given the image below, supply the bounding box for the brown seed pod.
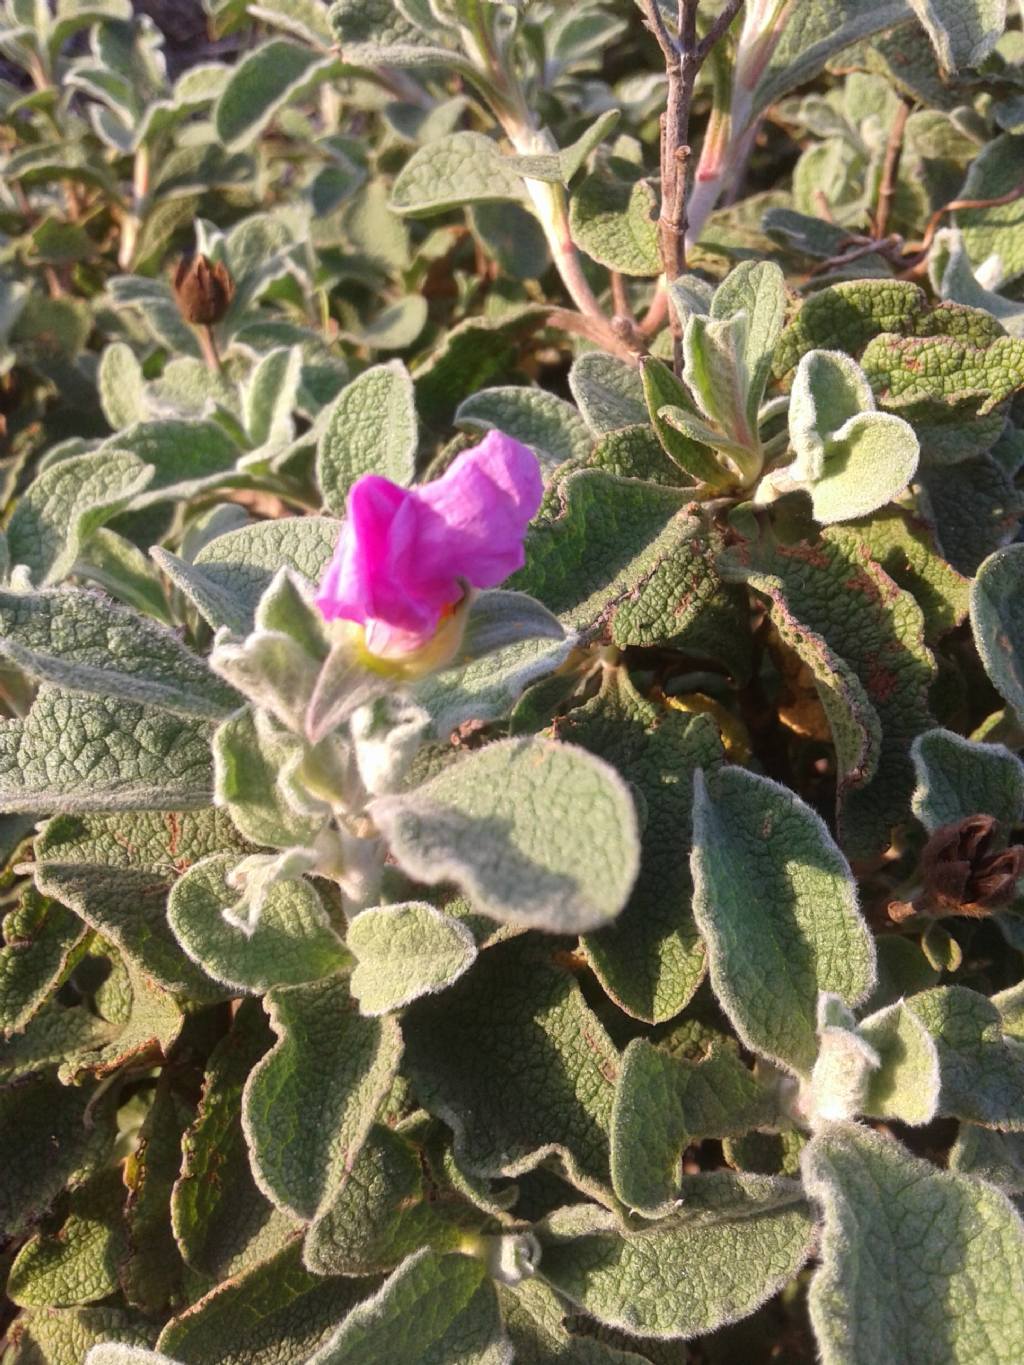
[173,253,234,326]
[918,813,1024,918]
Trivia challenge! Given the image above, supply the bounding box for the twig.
[812,190,836,224]
[638,283,670,337]
[546,307,640,360]
[641,0,743,372]
[697,0,744,62]
[872,95,912,240]
[914,179,1024,261]
[800,180,1024,283]
[610,270,632,321]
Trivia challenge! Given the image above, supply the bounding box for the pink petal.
[316,430,542,653]
[417,431,544,588]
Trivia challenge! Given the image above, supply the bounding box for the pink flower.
[316,430,543,658]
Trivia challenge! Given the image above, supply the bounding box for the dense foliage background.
[3,0,1024,1361]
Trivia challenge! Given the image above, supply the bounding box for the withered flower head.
[919,814,1024,918]
[173,253,234,326]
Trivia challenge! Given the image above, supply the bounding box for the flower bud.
[173,253,234,326]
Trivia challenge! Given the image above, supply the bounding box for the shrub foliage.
[3,0,1024,1361]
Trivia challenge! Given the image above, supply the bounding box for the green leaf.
[172,1000,297,1281]
[507,110,622,186]
[303,1122,466,1276]
[499,1278,650,1363]
[568,352,648,434]
[189,516,339,628]
[403,936,618,1199]
[412,633,576,740]
[370,737,640,935]
[0,688,212,814]
[391,131,528,216]
[213,707,327,848]
[6,450,153,586]
[157,1241,376,1365]
[119,1081,190,1312]
[454,590,566,666]
[221,567,332,727]
[538,1175,813,1339]
[0,1000,117,1084]
[955,133,1024,288]
[242,973,402,1219]
[455,387,592,469]
[569,158,660,276]
[331,0,431,48]
[316,362,417,514]
[510,469,709,637]
[610,1037,775,1216]
[709,259,787,431]
[720,522,935,859]
[101,419,243,508]
[248,0,333,44]
[860,331,1024,419]
[639,356,726,487]
[553,668,721,1023]
[242,345,302,452]
[307,1248,511,1364]
[773,280,929,379]
[0,1075,116,1238]
[48,0,133,53]
[0,588,238,719]
[214,40,344,150]
[33,809,242,1000]
[906,986,1024,1129]
[950,1125,1024,1195]
[413,309,546,431]
[60,962,184,1083]
[9,1308,158,1364]
[906,0,1007,73]
[587,424,693,487]
[691,764,876,1075]
[911,727,1024,831]
[918,453,1022,577]
[348,902,477,1015]
[859,999,941,1126]
[78,528,176,627]
[107,277,201,359]
[850,507,969,646]
[471,202,551,281]
[803,1121,1024,1365]
[168,853,346,994]
[971,544,1024,723]
[356,296,428,351]
[1,887,86,1036]
[86,1350,178,1365]
[7,1168,125,1307]
[752,1,910,116]
[98,342,147,430]
[785,349,919,523]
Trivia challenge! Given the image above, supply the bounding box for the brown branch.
[697,0,744,62]
[917,180,1024,259]
[610,270,633,322]
[872,95,912,240]
[638,283,670,337]
[545,307,641,360]
[641,0,742,373]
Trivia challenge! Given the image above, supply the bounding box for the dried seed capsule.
[918,813,1024,917]
[173,253,234,325]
